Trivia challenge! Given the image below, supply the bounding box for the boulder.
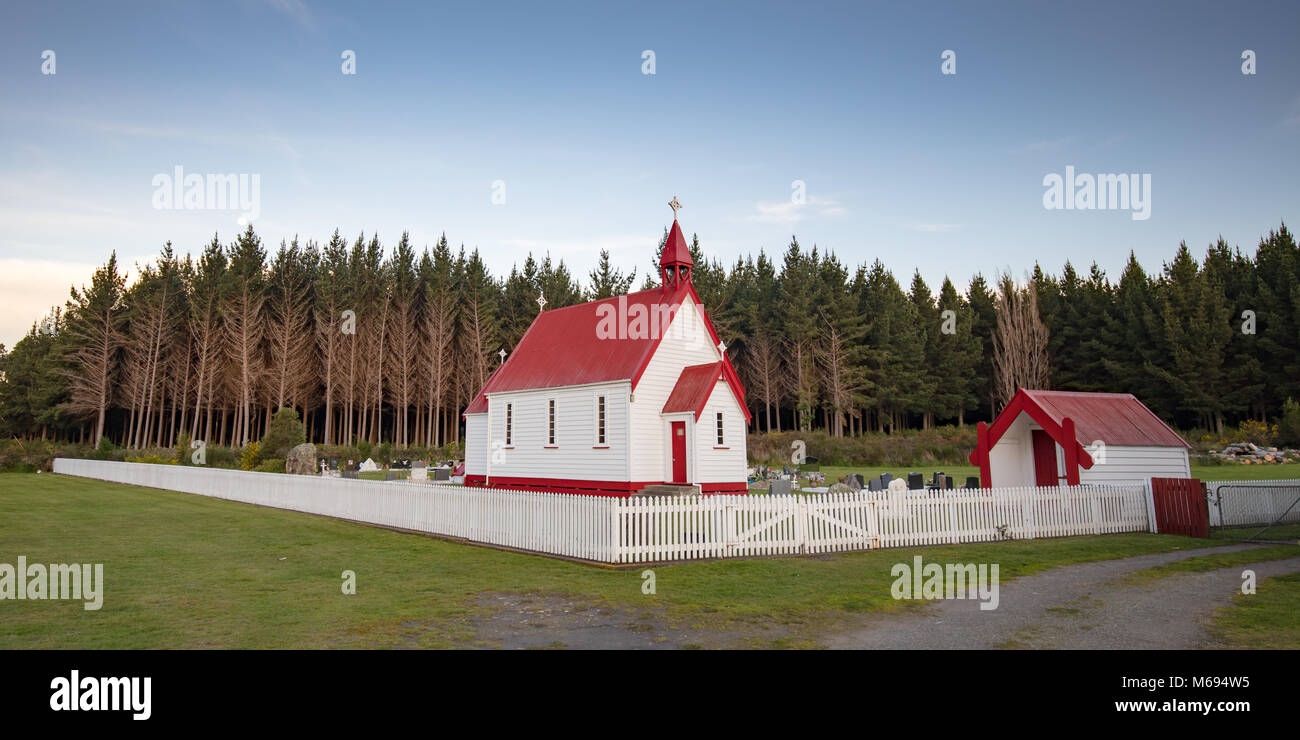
[827,482,854,494]
[841,475,863,491]
[286,443,318,475]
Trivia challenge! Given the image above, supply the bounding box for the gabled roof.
[661,362,745,418]
[464,280,748,420]
[659,219,694,267]
[966,389,1189,466]
[1018,389,1189,448]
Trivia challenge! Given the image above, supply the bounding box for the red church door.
[670,421,687,483]
[1031,430,1060,487]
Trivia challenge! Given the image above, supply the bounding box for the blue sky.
[1,0,1297,346]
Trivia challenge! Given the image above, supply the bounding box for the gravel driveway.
[825,544,1300,649]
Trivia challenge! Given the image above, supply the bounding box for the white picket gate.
[52,459,1150,564]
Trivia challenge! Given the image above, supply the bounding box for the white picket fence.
[612,485,1151,563]
[52,458,616,561]
[52,459,1150,564]
[1204,479,1300,529]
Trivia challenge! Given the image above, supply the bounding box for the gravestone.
[867,478,883,491]
[769,479,793,496]
[907,472,924,490]
[409,466,428,482]
[965,476,980,489]
[842,475,862,491]
[359,458,378,472]
[433,467,450,481]
[880,473,893,486]
[384,471,399,481]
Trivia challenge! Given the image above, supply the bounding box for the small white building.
[969,389,1191,488]
[463,211,750,495]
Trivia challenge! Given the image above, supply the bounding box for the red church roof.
[464,280,747,419]
[661,361,746,418]
[660,219,694,267]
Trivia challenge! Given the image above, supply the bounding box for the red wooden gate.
[1152,477,1208,537]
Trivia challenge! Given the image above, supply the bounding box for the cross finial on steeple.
[717,340,727,354]
[668,195,682,220]
[536,292,547,310]
[498,348,507,363]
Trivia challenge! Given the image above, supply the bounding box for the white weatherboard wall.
[55,459,1152,564]
[693,379,747,485]
[988,411,1190,488]
[629,300,723,483]
[464,414,487,476]
[485,382,630,482]
[1079,446,1190,487]
[989,412,1036,487]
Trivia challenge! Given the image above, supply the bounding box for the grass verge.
[0,472,1230,649]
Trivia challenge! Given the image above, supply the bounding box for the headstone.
[943,475,954,490]
[285,443,318,475]
[887,478,908,494]
[880,472,893,486]
[359,458,378,473]
[384,471,399,481]
[965,476,980,489]
[852,474,865,488]
[433,467,450,481]
[769,479,793,496]
[907,472,923,490]
[827,482,853,494]
[843,475,862,491]
[410,466,428,482]
[867,478,883,491]
[329,458,339,470]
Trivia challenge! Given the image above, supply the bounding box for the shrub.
[240,442,260,471]
[255,458,286,473]
[1235,419,1277,447]
[258,408,306,463]
[1278,399,1300,448]
[746,426,978,468]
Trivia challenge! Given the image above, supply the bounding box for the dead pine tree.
[992,272,1051,410]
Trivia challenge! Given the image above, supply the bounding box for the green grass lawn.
[0,472,1242,649]
[1193,462,1300,481]
[1121,545,1299,585]
[1210,570,1300,648]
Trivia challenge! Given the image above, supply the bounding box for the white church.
[463,201,750,495]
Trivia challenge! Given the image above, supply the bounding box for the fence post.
[1144,479,1159,534]
[1090,489,1103,535]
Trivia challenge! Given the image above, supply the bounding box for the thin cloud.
[748,196,845,224]
[908,223,962,233]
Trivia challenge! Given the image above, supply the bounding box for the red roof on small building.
[1017,389,1189,448]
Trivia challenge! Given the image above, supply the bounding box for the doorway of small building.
[1031,429,1061,487]
[670,420,687,483]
